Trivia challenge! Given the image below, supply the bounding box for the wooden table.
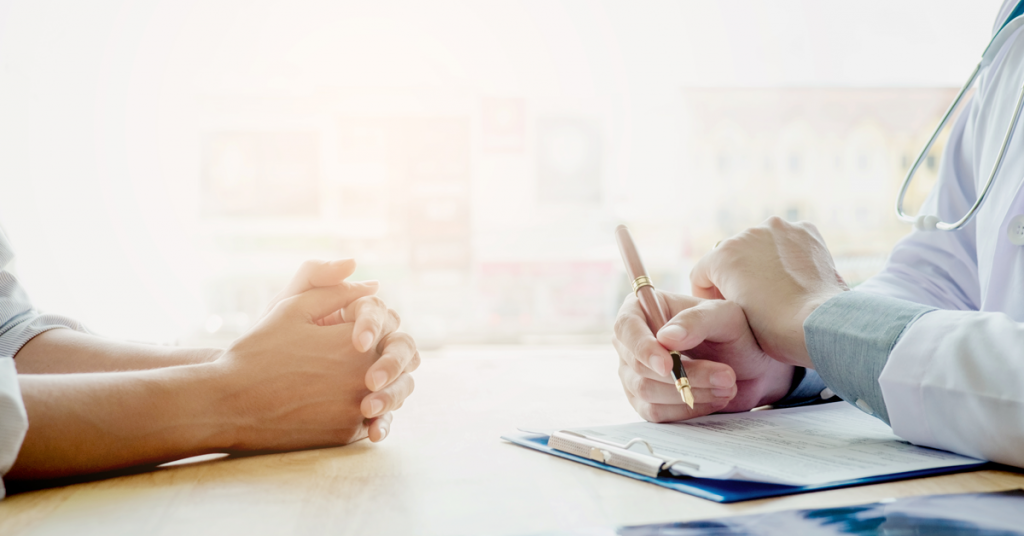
[2,345,1022,535]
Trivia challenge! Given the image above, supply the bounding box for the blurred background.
[0,0,1005,347]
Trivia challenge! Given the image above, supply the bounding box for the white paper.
[564,403,983,486]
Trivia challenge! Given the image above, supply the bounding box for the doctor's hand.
[690,217,849,369]
[613,291,795,423]
[257,259,421,443]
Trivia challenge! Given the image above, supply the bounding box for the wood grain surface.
[2,345,1021,536]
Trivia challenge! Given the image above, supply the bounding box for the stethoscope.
[897,1,1024,231]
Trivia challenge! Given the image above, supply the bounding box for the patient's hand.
[225,259,419,447]
[212,279,418,450]
[613,291,794,423]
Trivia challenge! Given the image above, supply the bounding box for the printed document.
[565,403,982,486]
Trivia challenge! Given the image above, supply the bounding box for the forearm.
[14,329,221,374]
[8,364,234,479]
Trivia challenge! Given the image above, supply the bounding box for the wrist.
[171,347,224,366]
[156,362,239,453]
[760,365,797,406]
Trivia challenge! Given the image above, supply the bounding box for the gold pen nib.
[675,377,695,409]
[669,352,694,409]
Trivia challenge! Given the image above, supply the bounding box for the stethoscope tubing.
[896,13,1024,232]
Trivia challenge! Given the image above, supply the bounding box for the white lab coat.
[862,2,1024,467]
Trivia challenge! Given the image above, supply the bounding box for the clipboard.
[501,432,989,503]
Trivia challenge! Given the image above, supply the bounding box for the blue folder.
[501,432,989,503]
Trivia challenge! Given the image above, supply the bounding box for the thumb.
[656,299,748,352]
[690,251,726,300]
[284,284,379,323]
[281,259,357,299]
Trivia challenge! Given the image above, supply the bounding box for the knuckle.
[685,306,708,326]
[618,362,636,392]
[276,294,302,314]
[299,259,321,273]
[381,356,403,375]
[365,296,386,311]
[630,339,650,365]
[638,402,658,422]
[635,378,657,401]
[396,331,415,345]
[628,353,648,375]
[387,308,401,328]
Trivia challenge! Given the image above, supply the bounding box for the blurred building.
[189,88,957,346]
[677,88,958,284]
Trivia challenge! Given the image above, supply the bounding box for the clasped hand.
[212,259,419,450]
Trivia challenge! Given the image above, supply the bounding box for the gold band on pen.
[632,275,653,296]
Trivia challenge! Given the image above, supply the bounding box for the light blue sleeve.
[772,368,831,408]
[803,291,935,424]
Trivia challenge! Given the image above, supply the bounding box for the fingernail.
[369,399,384,416]
[712,388,733,398]
[659,325,686,343]
[360,280,380,289]
[372,370,388,391]
[330,259,354,268]
[359,332,374,351]
[651,355,669,376]
[710,371,734,388]
[379,426,388,440]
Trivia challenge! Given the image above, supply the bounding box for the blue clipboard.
[501,432,989,503]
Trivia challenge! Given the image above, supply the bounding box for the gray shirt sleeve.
[0,229,85,498]
[803,291,935,424]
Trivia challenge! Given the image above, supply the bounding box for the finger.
[616,336,672,383]
[367,412,394,443]
[311,281,379,326]
[366,332,420,391]
[283,283,380,323]
[624,389,729,423]
[692,239,733,299]
[291,259,356,293]
[656,299,750,354]
[362,373,415,418]
[613,296,673,377]
[343,297,401,353]
[316,309,345,327]
[690,250,725,300]
[620,358,737,405]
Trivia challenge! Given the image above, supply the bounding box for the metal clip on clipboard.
[548,430,699,478]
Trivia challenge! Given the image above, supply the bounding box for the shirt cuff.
[0,312,85,359]
[0,357,27,499]
[773,368,832,408]
[803,291,934,424]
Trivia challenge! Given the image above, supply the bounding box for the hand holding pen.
[615,225,695,408]
[612,225,796,422]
